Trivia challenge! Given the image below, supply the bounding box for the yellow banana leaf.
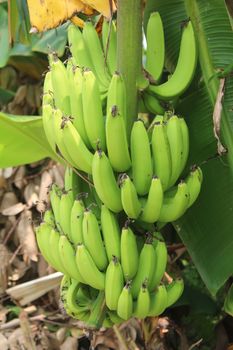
[80,0,116,18]
[27,0,116,33]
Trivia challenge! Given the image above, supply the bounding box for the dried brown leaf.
[3,167,14,179]
[213,78,227,155]
[24,182,39,208]
[49,164,64,188]
[36,170,53,213]
[60,336,78,350]
[0,333,8,350]
[2,203,26,216]
[0,192,18,212]
[16,210,38,263]
[13,166,26,189]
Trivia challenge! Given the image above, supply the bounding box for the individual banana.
[42,72,56,152]
[120,174,142,219]
[102,19,117,75]
[59,191,73,236]
[166,115,183,187]
[68,65,91,148]
[148,284,168,316]
[179,117,189,174]
[82,209,108,271]
[82,21,110,90]
[64,167,81,199]
[131,239,156,298]
[101,204,121,262]
[117,283,133,320]
[49,228,67,274]
[49,184,62,226]
[43,209,55,226]
[149,237,167,290]
[130,120,153,196]
[49,53,71,115]
[36,223,54,266]
[120,225,139,280]
[92,150,122,213]
[146,12,165,83]
[108,311,124,325]
[185,166,203,208]
[82,69,106,151]
[68,24,95,72]
[58,235,85,282]
[166,278,184,307]
[65,279,91,317]
[142,91,165,116]
[148,21,197,100]
[151,121,172,191]
[76,244,105,290]
[133,281,150,319]
[158,181,190,222]
[53,108,77,167]
[106,74,131,172]
[105,256,124,310]
[62,118,93,174]
[70,198,85,245]
[140,177,163,223]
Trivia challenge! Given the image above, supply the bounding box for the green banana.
[158,181,190,222]
[108,311,124,325]
[146,12,165,82]
[64,167,81,199]
[151,121,172,191]
[149,238,167,290]
[130,120,153,196]
[92,150,122,213]
[58,235,85,282]
[185,166,203,208]
[166,278,184,307]
[142,91,165,115]
[68,65,91,148]
[120,174,142,219]
[65,279,91,316]
[106,74,131,172]
[133,281,150,319]
[49,228,67,274]
[82,21,110,90]
[117,283,133,320]
[62,118,93,174]
[43,209,55,226]
[82,209,108,271]
[49,53,71,115]
[102,19,117,75]
[70,198,85,245]
[49,184,62,226]
[42,72,56,152]
[53,108,77,167]
[179,117,189,174]
[36,223,54,266]
[76,244,105,290]
[82,69,106,151]
[101,204,121,262]
[68,24,95,72]
[140,177,163,223]
[59,191,73,236]
[148,21,197,100]
[166,115,183,187]
[121,225,139,280]
[148,285,167,316]
[105,256,124,310]
[131,240,156,298]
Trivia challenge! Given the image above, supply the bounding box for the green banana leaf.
[0,112,59,168]
[144,0,233,295]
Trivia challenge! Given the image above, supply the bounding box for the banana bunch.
[37,184,184,325]
[142,12,197,114]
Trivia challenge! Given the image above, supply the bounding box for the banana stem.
[87,291,106,328]
[117,0,143,136]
